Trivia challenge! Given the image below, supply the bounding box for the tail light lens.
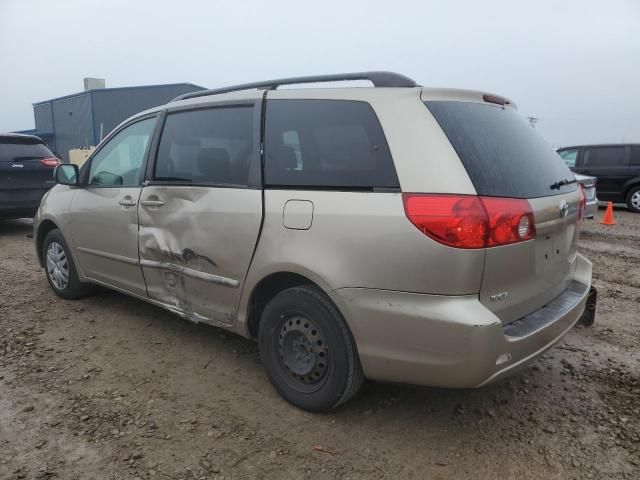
[578,184,587,222]
[403,194,536,249]
[40,157,61,168]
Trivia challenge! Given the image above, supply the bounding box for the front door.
[138,103,263,325]
[68,116,158,296]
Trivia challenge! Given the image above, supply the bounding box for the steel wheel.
[259,285,364,411]
[46,241,70,290]
[278,314,329,386]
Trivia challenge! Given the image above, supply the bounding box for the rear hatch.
[0,136,59,201]
[425,99,581,324]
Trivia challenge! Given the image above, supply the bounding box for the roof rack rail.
[172,71,419,101]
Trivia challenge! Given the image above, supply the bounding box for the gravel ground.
[1,206,639,480]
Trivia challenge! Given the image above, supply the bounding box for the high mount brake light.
[482,94,509,106]
[40,157,61,168]
[402,194,536,249]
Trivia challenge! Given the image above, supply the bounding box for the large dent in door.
[137,186,263,328]
[139,226,235,326]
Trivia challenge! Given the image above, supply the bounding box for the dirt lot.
[1,207,639,480]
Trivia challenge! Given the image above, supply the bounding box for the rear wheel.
[258,285,363,412]
[43,229,94,299]
[626,186,640,213]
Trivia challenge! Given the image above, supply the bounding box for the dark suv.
[0,134,60,219]
[557,144,640,212]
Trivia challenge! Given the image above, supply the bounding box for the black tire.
[626,186,640,213]
[42,229,94,299]
[258,285,364,412]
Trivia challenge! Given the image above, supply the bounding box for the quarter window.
[583,147,627,167]
[558,149,578,168]
[88,117,157,187]
[155,106,255,186]
[264,100,399,189]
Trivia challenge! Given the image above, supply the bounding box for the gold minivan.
[34,72,594,411]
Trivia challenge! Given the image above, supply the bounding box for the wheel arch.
[623,178,640,198]
[35,219,60,267]
[245,271,331,339]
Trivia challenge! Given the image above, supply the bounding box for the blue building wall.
[50,93,93,162]
[33,103,55,150]
[91,84,202,142]
[32,83,203,161]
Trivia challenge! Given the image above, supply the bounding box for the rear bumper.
[329,253,592,388]
[585,197,598,219]
[0,188,49,218]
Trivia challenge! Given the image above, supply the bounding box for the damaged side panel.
[138,186,262,327]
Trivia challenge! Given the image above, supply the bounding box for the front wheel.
[43,229,94,299]
[258,285,364,412]
[626,186,640,213]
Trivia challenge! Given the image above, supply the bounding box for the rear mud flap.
[578,287,597,327]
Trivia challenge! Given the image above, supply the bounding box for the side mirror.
[54,164,81,186]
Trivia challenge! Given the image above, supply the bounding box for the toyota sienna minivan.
[34,72,594,411]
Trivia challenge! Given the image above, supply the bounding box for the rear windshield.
[0,138,53,162]
[425,101,577,198]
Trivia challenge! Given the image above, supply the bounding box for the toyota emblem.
[559,200,569,218]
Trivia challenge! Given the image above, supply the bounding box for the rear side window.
[264,100,399,189]
[631,146,640,166]
[583,146,627,167]
[558,148,578,168]
[155,106,255,186]
[426,101,577,198]
[0,139,53,162]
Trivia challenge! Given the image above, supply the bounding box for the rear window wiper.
[550,178,577,190]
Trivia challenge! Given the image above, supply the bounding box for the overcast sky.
[1,0,638,147]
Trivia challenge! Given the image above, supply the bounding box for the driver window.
[89,117,157,187]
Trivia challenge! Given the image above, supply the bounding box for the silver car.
[34,72,594,411]
[574,173,598,219]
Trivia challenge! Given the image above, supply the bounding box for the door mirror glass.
[54,164,80,185]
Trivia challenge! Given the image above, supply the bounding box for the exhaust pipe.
[578,287,597,327]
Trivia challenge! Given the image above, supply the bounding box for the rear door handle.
[141,199,165,207]
[118,198,137,206]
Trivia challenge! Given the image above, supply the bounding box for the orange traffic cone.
[600,201,616,225]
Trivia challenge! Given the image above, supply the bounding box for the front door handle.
[141,199,165,207]
[118,198,137,207]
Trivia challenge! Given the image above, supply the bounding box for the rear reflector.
[403,194,535,249]
[40,157,60,168]
[578,184,587,222]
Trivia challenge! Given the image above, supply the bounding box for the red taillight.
[40,157,60,168]
[481,197,536,247]
[402,194,536,249]
[402,194,487,248]
[578,185,587,222]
